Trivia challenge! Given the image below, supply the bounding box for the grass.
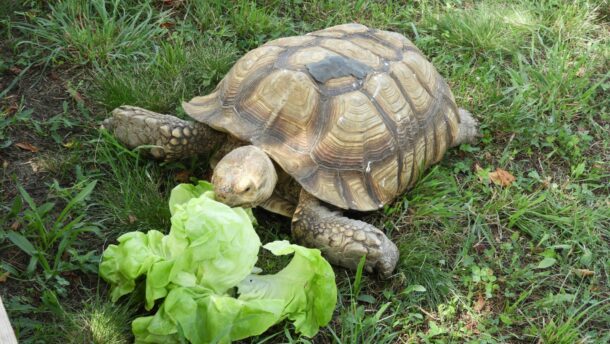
[1,0,609,343]
[64,295,134,343]
[92,131,173,235]
[11,0,170,66]
[93,38,238,113]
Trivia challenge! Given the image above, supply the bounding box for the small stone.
[181,138,188,145]
[344,229,353,237]
[183,127,191,137]
[159,125,171,137]
[172,128,182,138]
[192,128,198,136]
[170,138,179,145]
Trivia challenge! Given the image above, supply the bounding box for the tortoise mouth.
[214,192,259,209]
[220,200,258,209]
[235,202,257,209]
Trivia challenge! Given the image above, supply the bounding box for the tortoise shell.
[183,23,461,211]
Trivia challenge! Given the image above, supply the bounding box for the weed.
[227,0,295,50]
[0,101,33,148]
[2,181,100,290]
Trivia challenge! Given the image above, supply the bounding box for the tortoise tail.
[452,108,480,146]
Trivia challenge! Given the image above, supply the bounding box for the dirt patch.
[1,62,90,202]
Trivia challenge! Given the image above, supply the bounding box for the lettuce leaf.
[166,188,260,295]
[168,181,213,215]
[100,182,337,343]
[99,230,166,302]
[132,286,286,343]
[237,241,336,337]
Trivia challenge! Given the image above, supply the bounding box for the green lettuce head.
[100,182,337,343]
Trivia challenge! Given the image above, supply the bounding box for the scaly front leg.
[291,189,399,277]
[101,106,224,161]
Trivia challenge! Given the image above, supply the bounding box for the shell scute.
[287,46,340,69]
[220,45,284,104]
[241,69,319,152]
[319,38,382,69]
[312,91,395,171]
[348,35,401,61]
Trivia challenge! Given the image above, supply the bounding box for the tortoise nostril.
[237,181,254,194]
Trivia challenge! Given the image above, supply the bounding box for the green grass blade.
[7,231,36,256]
[56,180,97,224]
[353,255,366,298]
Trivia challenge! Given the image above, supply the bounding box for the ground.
[1,0,609,343]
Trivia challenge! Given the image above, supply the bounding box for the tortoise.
[102,23,478,277]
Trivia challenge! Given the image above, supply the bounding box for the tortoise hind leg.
[452,108,479,147]
[291,190,399,277]
[102,106,223,161]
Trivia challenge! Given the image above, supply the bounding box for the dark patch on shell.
[306,56,372,84]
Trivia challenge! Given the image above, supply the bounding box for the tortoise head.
[212,145,277,208]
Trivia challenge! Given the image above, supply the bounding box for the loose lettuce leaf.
[133,286,286,343]
[132,241,337,343]
[100,182,337,343]
[238,241,337,337]
[99,230,166,302]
